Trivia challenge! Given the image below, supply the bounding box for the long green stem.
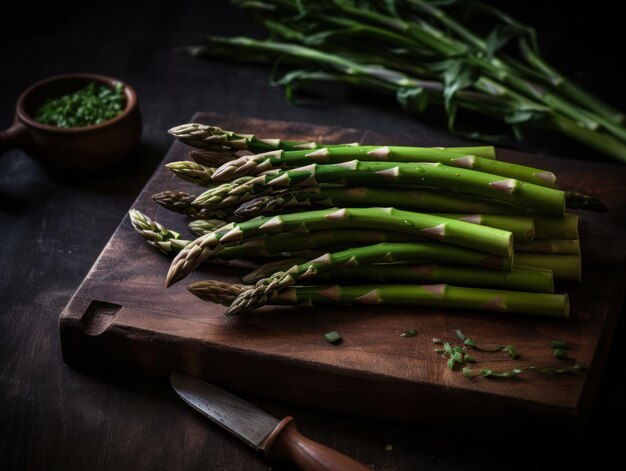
[234,187,541,219]
[195,161,565,215]
[189,280,568,318]
[515,253,581,282]
[245,263,554,293]
[212,145,555,187]
[166,207,513,285]
[169,122,360,152]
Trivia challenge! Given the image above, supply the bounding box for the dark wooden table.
[2,1,625,469]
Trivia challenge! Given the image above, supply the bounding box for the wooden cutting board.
[59,113,626,434]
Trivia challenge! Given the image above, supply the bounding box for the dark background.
[1,1,625,469]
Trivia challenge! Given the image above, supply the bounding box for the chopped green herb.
[432,338,444,345]
[554,348,570,360]
[324,330,342,344]
[551,340,568,349]
[401,328,417,338]
[36,81,126,128]
[502,345,519,359]
[463,364,587,379]
[454,329,518,357]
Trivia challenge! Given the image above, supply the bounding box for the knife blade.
[170,372,370,471]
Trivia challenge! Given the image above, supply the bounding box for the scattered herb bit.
[324,331,342,344]
[385,445,393,452]
[501,345,520,359]
[551,340,568,349]
[454,329,476,347]
[36,81,126,128]
[454,329,519,358]
[464,364,587,379]
[432,338,444,345]
[401,328,417,338]
[554,349,570,360]
[436,342,469,371]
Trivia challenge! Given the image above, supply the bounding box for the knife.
[170,372,370,471]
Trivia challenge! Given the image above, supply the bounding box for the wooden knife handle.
[264,416,370,471]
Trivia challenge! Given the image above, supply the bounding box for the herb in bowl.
[35,81,125,128]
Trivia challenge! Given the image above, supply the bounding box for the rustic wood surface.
[2,1,626,470]
[59,112,626,434]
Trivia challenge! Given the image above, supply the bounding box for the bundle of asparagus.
[186,0,626,164]
[132,123,584,318]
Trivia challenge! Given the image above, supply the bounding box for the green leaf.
[324,331,342,344]
[447,357,457,370]
[401,328,418,337]
[484,25,525,58]
[396,87,428,114]
[431,59,479,132]
[551,340,567,349]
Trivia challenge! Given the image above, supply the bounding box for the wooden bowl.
[0,73,142,171]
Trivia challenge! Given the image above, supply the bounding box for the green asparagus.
[212,146,555,187]
[194,161,565,215]
[234,187,542,219]
[166,207,514,285]
[188,281,569,318]
[245,263,554,293]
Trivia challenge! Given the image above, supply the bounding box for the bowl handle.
[0,121,32,154]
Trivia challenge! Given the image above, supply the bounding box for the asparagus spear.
[234,187,541,218]
[212,146,555,187]
[165,161,217,186]
[515,239,580,255]
[224,240,513,315]
[190,149,247,167]
[168,123,360,152]
[152,191,234,220]
[189,281,569,318]
[166,207,514,285]
[564,190,607,211]
[189,219,229,235]
[128,209,183,255]
[244,263,554,293]
[434,213,534,241]
[515,253,582,282]
[194,161,565,215]
[534,214,578,240]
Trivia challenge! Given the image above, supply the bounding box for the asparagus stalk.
[564,190,607,211]
[234,187,541,218]
[129,209,182,255]
[515,239,580,255]
[515,253,581,282]
[212,146,555,187]
[189,281,569,318]
[189,219,229,235]
[245,263,554,293]
[190,149,248,167]
[435,213,534,241]
[168,123,360,152]
[534,214,578,240]
[166,207,514,285]
[224,240,513,315]
[165,161,217,186]
[152,191,234,220]
[194,161,565,215]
